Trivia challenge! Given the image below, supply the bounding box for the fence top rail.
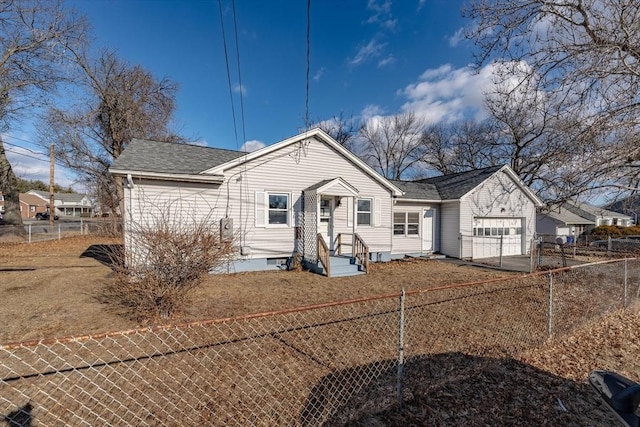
[528,257,639,277]
[1,256,637,350]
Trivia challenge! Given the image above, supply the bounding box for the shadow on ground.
[80,244,123,268]
[301,352,616,426]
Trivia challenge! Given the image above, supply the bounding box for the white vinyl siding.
[459,170,537,259]
[220,136,394,258]
[392,202,440,255]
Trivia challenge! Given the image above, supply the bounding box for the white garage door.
[472,218,523,259]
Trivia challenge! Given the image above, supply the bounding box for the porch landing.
[311,255,365,278]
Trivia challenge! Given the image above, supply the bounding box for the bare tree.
[357,111,427,180]
[419,120,498,177]
[0,0,86,227]
[314,112,360,151]
[40,49,179,216]
[465,0,640,198]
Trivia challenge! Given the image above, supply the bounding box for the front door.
[319,196,334,250]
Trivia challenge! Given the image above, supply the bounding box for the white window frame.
[394,212,420,237]
[356,198,372,226]
[267,192,290,227]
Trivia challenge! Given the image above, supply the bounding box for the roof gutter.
[394,198,442,203]
[109,169,225,184]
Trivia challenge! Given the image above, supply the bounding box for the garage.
[472,217,523,259]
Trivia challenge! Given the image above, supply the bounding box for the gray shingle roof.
[566,201,632,220]
[304,179,336,192]
[418,165,503,200]
[394,165,504,201]
[390,179,440,200]
[111,139,246,175]
[30,190,86,203]
[541,207,594,225]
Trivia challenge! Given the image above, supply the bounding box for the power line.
[4,146,70,170]
[218,0,240,151]
[4,147,49,163]
[231,0,247,148]
[3,139,47,156]
[305,0,311,129]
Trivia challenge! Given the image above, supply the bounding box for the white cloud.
[378,54,396,68]
[313,67,326,82]
[360,104,385,120]
[349,39,387,67]
[381,19,397,30]
[398,61,545,126]
[240,139,265,152]
[417,0,426,11]
[4,145,77,188]
[398,62,505,124]
[366,0,392,25]
[448,27,465,47]
[233,83,247,95]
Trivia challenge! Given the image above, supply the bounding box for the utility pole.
[49,144,54,228]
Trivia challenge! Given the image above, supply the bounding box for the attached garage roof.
[417,166,503,200]
[393,166,512,202]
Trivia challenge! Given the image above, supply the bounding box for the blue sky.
[6,0,499,186]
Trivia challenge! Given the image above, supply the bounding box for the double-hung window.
[268,193,289,225]
[357,198,372,226]
[394,212,420,236]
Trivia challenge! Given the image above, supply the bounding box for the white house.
[563,202,633,229]
[110,129,542,276]
[27,191,93,217]
[536,205,595,242]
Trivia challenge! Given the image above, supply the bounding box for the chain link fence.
[1,258,638,425]
[0,219,122,243]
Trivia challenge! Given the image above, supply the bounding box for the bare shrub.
[106,207,235,322]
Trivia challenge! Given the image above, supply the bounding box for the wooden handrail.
[335,233,353,256]
[353,233,369,274]
[317,233,331,277]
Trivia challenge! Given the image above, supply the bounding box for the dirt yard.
[1,236,639,425]
[0,235,515,343]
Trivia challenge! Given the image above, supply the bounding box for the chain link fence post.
[397,288,405,411]
[624,259,628,308]
[547,271,553,337]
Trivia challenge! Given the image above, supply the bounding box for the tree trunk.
[0,139,26,238]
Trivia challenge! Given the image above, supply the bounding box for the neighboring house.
[605,196,639,226]
[536,205,595,240]
[110,129,542,275]
[0,193,49,219]
[563,202,633,229]
[19,193,49,219]
[27,191,93,217]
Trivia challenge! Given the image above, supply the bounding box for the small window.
[357,199,372,226]
[407,212,419,235]
[268,193,289,225]
[394,212,420,237]
[393,212,405,235]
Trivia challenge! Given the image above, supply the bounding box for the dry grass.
[0,235,513,343]
[1,236,638,425]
